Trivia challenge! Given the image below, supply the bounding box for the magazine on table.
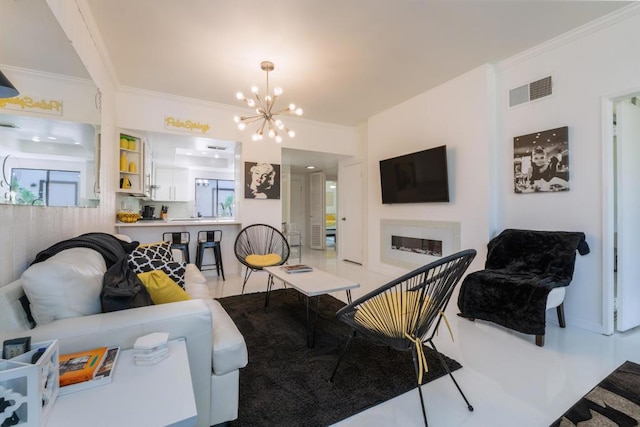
[281,264,314,273]
[59,346,120,395]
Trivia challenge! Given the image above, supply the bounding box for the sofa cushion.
[129,241,173,262]
[0,280,35,333]
[138,270,191,304]
[21,248,106,325]
[128,257,186,287]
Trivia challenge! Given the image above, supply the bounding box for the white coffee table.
[46,338,196,427]
[264,266,360,347]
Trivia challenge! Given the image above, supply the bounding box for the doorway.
[611,95,640,333]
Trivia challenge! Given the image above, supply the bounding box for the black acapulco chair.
[234,223,290,294]
[330,249,477,427]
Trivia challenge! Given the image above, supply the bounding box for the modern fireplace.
[381,219,460,269]
[391,235,442,257]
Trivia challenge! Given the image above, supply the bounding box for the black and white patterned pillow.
[130,241,173,262]
[128,257,186,287]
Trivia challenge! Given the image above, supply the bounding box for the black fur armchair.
[457,229,590,346]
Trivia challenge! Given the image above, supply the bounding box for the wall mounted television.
[379,145,450,204]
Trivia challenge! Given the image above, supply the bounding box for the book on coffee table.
[59,346,120,395]
[281,264,313,273]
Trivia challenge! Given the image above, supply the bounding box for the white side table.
[47,338,196,427]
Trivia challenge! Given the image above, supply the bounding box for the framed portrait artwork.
[513,126,569,194]
[244,162,281,199]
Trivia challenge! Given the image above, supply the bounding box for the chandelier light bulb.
[234,61,301,142]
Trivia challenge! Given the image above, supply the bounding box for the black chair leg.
[215,246,225,281]
[535,335,544,347]
[241,268,253,294]
[411,346,428,427]
[427,340,473,412]
[557,303,566,328]
[329,331,355,382]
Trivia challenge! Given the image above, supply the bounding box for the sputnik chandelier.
[234,61,303,143]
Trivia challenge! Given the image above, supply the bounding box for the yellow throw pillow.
[245,253,282,267]
[137,270,191,305]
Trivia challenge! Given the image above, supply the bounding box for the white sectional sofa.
[0,238,248,427]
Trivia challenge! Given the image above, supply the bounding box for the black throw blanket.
[457,229,590,336]
[31,232,138,267]
[31,233,152,312]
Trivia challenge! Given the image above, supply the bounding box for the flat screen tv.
[379,145,449,204]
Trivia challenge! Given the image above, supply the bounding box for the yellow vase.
[129,161,137,173]
[120,152,128,171]
[128,140,136,150]
[120,137,128,148]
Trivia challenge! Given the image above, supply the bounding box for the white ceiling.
[0,1,631,174]
[83,0,629,126]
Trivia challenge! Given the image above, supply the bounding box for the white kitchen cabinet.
[153,166,189,201]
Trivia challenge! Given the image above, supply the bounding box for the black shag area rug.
[550,360,640,426]
[218,288,462,426]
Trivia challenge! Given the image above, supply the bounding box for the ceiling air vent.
[509,76,553,107]
[0,122,19,129]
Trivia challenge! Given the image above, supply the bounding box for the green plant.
[220,195,234,216]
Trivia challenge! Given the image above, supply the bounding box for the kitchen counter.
[114,219,242,276]
[115,218,241,227]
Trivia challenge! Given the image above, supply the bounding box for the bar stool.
[196,230,225,280]
[163,231,190,263]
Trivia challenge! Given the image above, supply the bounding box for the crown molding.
[0,64,95,87]
[118,85,356,131]
[497,3,640,70]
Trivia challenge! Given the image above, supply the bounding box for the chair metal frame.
[162,231,190,263]
[195,230,225,280]
[330,249,477,426]
[233,224,290,294]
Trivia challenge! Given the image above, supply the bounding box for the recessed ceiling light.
[306,165,316,169]
[47,136,56,140]
[32,136,40,142]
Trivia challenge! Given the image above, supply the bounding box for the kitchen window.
[194,178,235,217]
[10,168,80,206]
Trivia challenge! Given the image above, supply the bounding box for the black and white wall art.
[514,126,569,193]
[244,162,281,199]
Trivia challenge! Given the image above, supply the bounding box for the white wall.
[366,65,494,277]
[0,0,120,285]
[116,88,360,230]
[495,6,640,334]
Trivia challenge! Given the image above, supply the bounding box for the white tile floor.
[206,246,640,427]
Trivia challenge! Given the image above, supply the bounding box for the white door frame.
[601,90,640,335]
[601,97,615,336]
